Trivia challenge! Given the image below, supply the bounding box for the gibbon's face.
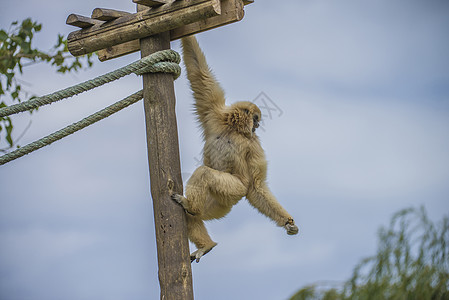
[226,101,262,136]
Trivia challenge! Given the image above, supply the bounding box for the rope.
[0,50,181,166]
[0,91,143,165]
[0,49,180,118]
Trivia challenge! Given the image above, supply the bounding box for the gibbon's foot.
[171,193,184,205]
[171,194,196,216]
[190,243,217,263]
[285,218,299,235]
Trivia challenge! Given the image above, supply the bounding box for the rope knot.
[133,49,181,78]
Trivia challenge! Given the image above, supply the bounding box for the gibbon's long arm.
[181,36,226,129]
[247,183,298,235]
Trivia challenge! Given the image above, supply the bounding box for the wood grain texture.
[91,8,131,21]
[66,14,104,28]
[171,0,244,39]
[97,0,245,61]
[97,41,141,61]
[139,31,194,300]
[133,0,168,7]
[67,0,221,56]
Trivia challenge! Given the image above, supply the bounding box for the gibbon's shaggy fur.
[172,36,298,263]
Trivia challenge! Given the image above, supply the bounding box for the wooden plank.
[91,8,131,21]
[139,27,194,300]
[67,0,221,56]
[66,14,104,28]
[97,0,245,61]
[97,41,141,61]
[133,0,168,7]
[171,0,244,39]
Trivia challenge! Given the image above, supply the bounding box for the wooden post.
[139,29,194,299]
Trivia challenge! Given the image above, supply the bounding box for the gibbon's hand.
[285,218,299,235]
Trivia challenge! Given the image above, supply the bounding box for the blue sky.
[1,0,448,299]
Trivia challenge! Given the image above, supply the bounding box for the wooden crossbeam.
[91,8,131,21]
[171,0,244,39]
[133,0,168,7]
[98,0,246,61]
[98,41,141,61]
[66,14,104,28]
[67,0,221,56]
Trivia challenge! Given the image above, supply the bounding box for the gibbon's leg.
[172,166,247,216]
[185,214,217,263]
[247,183,299,235]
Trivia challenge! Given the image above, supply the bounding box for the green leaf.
[56,34,64,47]
[5,72,14,87]
[20,41,31,53]
[0,18,95,148]
[0,30,8,41]
[5,117,13,147]
[10,36,23,45]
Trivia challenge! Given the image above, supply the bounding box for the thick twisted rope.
[0,91,143,165]
[0,50,181,166]
[0,49,180,118]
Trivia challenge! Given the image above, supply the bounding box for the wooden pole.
[139,27,194,300]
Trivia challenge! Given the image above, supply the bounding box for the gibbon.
[172,36,299,263]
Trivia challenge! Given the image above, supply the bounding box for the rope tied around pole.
[0,49,180,118]
[0,49,181,166]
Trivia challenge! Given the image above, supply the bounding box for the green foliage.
[0,18,94,150]
[290,207,449,300]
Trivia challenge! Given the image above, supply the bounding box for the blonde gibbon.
[172,36,298,263]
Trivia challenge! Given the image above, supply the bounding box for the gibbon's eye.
[243,108,250,114]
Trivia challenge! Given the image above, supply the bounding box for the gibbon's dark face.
[227,101,262,136]
[251,110,261,132]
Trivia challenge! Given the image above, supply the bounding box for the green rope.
[0,91,143,166]
[0,49,180,118]
[0,49,181,166]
